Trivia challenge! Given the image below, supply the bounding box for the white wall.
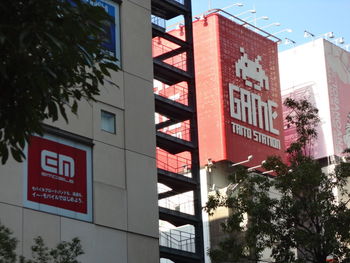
[279,38,334,159]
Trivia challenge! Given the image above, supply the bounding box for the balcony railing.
[159,228,195,253]
[153,38,187,72]
[154,80,189,106]
[156,148,192,176]
[157,119,191,142]
[152,15,166,30]
[158,188,195,215]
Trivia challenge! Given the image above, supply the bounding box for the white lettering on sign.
[83,0,109,13]
[231,122,281,149]
[229,84,279,135]
[229,47,281,150]
[41,150,75,178]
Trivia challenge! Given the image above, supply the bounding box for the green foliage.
[283,97,320,158]
[0,0,120,164]
[0,223,17,263]
[206,98,350,263]
[24,236,83,263]
[0,221,83,263]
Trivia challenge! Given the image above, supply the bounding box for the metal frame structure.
[151,0,204,262]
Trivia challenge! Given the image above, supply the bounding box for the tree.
[24,236,83,263]
[0,0,119,164]
[0,222,17,262]
[205,98,350,263]
[0,221,83,263]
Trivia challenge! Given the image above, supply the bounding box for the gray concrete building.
[0,0,159,262]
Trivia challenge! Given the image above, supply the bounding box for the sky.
[189,0,350,51]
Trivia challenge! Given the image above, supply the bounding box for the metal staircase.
[151,0,204,262]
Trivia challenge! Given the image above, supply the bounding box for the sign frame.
[23,133,93,222]
[85,0,121,65]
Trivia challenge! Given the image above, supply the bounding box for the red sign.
[192,14,285,167]
[26,136,88,214]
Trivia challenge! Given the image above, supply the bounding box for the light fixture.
[206,158,215,172]
[324,32,335,39]
[221,2,244,10]
[247,160,266,172]
[334,37,345,45]
[246,16,269,23]
[304,30,315,38]
[262,170,274,175]
[260,22,281,29]
[262,165,279,175]
[231,155,253,167]
[235,9,256,17]
[272,28,292,35]
[285,37,296,45]
[309,32,335,41]
[241,15,255,21]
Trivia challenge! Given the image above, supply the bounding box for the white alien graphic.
[235,47,269,91]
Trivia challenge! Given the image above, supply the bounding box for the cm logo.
[41,150,75,178]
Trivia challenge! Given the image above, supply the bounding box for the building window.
[101,110,116,133]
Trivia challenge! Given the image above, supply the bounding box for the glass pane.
[101,110,116,133]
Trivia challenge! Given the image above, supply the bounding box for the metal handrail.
[156,148,192,175]
[158,197,195,215]
[159,228,195,252]
[199,9,281,42]
[151,15,166,30]
[154,81,189,106]
[166,8,281,42]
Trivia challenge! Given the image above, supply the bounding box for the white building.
[279,38,350,161]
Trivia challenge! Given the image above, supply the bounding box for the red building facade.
[192,13,285,167]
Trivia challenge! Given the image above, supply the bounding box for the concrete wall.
[0,1,159,262]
